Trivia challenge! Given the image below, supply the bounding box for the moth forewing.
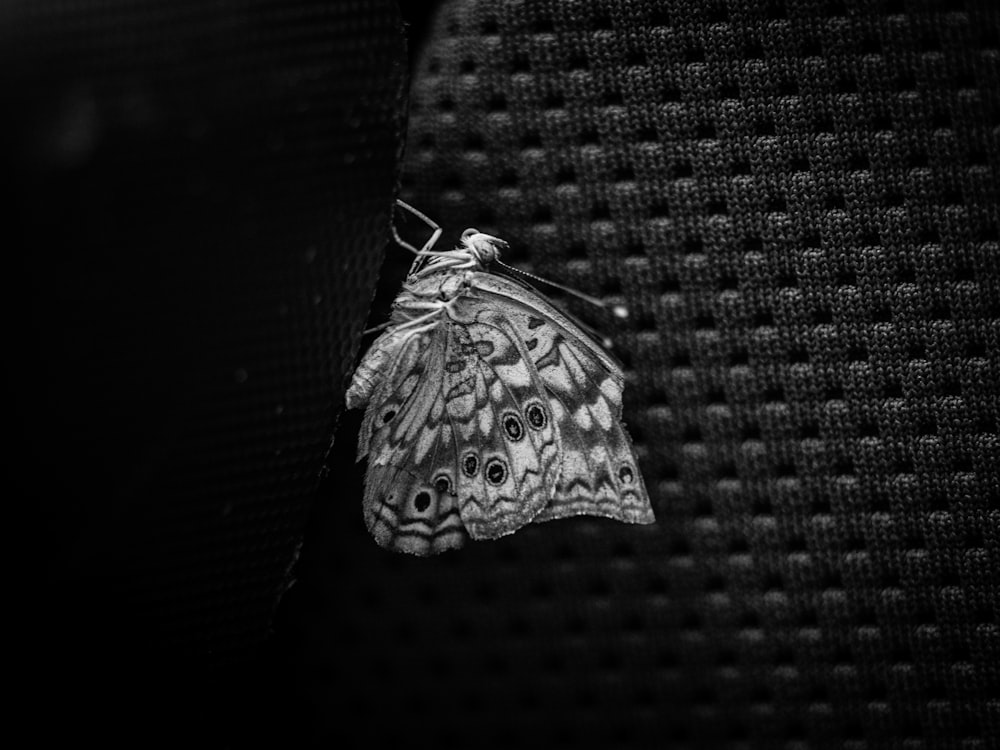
[471,273,625,387]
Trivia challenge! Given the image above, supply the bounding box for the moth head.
[460,228,508,267]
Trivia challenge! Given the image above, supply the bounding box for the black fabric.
[276,0,1000,747]
[16,0,407,740]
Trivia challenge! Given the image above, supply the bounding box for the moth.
[346,202,655,555]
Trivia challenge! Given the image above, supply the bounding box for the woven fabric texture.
[277,0,1000,748]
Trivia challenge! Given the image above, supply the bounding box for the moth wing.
[355,330,469,555]
[471,273,655,525]
[473,273,621,377]
[441,309,561,539]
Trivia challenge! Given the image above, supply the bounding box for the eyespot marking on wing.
[526,403,547,429]
[502,412,524,441]
[413,491,431,512]
[485,458,508,486]
[462,452,479,477]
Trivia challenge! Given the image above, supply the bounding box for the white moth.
[346,202,655,555]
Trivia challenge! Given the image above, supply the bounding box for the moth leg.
[393,199,443,270]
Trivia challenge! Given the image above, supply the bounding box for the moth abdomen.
[346,331,400,409]
[346,358,380,410]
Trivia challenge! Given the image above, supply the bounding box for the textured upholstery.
[274,1,999,747]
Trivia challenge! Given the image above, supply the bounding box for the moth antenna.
[495,259,629,319]
[495,259,628,363]
[392,199,443,257]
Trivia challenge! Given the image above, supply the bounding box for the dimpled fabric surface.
[275,0,1000,747]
